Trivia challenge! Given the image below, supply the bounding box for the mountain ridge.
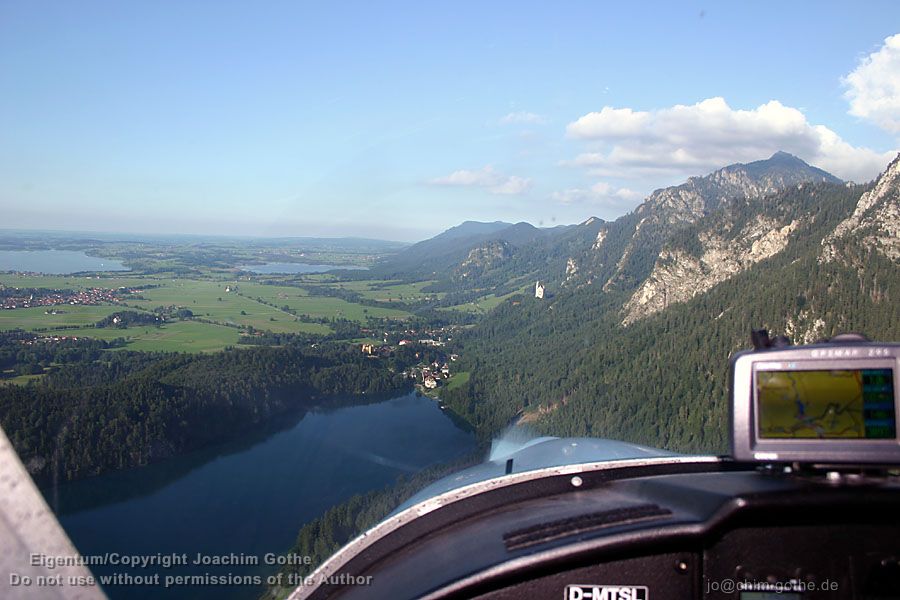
[601,152,844,291]
[440,158,897,453]
[374,152,856,313]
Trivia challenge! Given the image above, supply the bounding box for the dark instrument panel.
[294,460,900,600]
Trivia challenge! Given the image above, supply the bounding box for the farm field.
[296,279,443,303]
[0,305,122,330]
[236,283,412,320]
[0,272,423,351]
[0,306,242,353]
[93,320,241,353]
[351,280,443,302]
[443,286,530,314]
[118,280,330,334]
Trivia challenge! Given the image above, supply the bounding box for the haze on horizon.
[2,1,899,243]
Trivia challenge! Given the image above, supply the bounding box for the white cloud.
[564,97,895,182]
[551,182,641,208]
[430,166,532,195]
[566,106,650,138]
[844,33,900,133]
[431,167,498,187]
[491,176,531,195]
[500,111,547,125]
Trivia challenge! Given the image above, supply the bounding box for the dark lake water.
[238,262,368,274]
[46,391,473,600]
[0,250,130,273]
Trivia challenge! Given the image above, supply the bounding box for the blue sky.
[2,1,899,241]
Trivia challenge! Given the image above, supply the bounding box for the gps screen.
[757,369,896,439]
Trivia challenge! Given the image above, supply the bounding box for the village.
[0,286,135,310]
[358,324,462,391]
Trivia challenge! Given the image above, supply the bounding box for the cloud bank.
[565,97,894,183]
[551,182,641,209]
[844,33,900,134]
[431,166,531,195]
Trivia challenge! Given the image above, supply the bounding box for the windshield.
[1,3,899,599]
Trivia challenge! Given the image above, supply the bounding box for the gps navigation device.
[730,335,900,465]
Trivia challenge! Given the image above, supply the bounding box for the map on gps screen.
[757,369,896,439]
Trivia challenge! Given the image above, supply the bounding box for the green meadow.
[0,305,122,330]
[443,286,530,314]
[296,279,443,303]
[0,307,241,354]
[442,370,470,392]
[90,321,241,353]
[117,280,329,334]
[351,280,444,302]
[236,283,412,320]
[0,273,421,352]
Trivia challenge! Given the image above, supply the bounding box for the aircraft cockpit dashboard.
[291,332,900,600]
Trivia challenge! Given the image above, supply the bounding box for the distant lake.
[47,391,474,600]
[0,250,129,274]
[238,262,368,274]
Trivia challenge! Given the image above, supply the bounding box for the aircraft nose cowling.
[393,437,676,514]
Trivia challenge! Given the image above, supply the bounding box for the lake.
[46,391,474,599]
[238,262,368,274]
[0,250,129,274]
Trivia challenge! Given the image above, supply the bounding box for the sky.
[2,1,900,242]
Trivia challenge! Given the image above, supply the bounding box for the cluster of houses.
[15,334,81,345]
[358,325,457,348]
[360,335,459,391]
[0,287,134,310]
[414,361,452,389]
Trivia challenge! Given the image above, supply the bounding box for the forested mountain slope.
[443,155,899,454]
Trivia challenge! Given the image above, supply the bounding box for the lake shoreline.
[0,250,131,274]
[49,390,475,600]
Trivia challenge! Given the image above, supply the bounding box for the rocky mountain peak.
[603,153,842,292]
[642,152,841,221]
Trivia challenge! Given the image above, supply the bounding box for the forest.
[0,339,407,482]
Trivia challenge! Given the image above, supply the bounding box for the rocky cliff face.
[564,257,578,282]
[619,151,900,326]
[604,152,842,291]
[622,216,802,325]
[456,240,512,279]
[665,151,839,217]
[591,227,608,251]
[784,311,827,345]
[821,154,900,264]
